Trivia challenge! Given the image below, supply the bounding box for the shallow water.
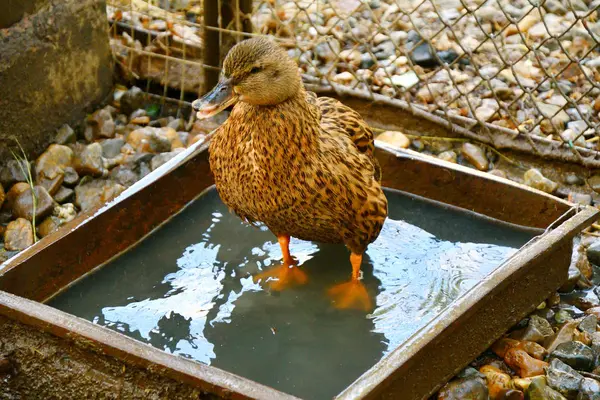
[49,187,535,399]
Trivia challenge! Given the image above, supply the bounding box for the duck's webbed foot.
[253,235,308,291]
[327,253,372,311]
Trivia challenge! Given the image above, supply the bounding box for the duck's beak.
[192,78,238,120]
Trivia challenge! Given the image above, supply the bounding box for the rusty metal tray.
[0,137,596,399]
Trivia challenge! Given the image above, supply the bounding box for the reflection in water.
[49,188,534,399]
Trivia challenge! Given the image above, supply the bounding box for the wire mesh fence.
[106,0,600,167]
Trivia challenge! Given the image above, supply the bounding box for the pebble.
[584,306,600,319]
[575,243,594,281]
[573,330,592,346]
[62,167,80,187]
[513,377,535,392]
[587,240,600,265]
[190,118,220,136]
[101,138,126,159]
[127,127,173,153]
[546,358,584,398]
[497,389,524,400]
[5,182,29,211]
[515,315,554,344]
[461,143,489,171]
[109,165,139,187]
[339,49,362,67]
[178,131,189,147]
[73,143,105,177]
[55,124,76,145]
[0,160,30,188]
[37,173,63,196]
[53,203,76,223]
[437,375,488,400]
[74,180,125,212]
[427,139,453,154]
[53,186,74,204]
[568,193,592,206]
[333,71,354,84]
[588,175,600,193]
[12,186,54,222]
[560,129,587,147]
[150,151,180,171]
[35,144,74,181]
[416,83,445,103]
[527,376,567,400]
[578,314,597,334]
[162,127,185,150]
[567,120,589,135]
[578,378,600,400]
[315,39,340,62]
[504,347,548,378]
[564,289,600,310]
[554,309,574,325]
[377,130,410,148]
[474,99,499,122]
[167,118,184,131]
[37,216,61,238]
[524,169,558,193]
[544,0,568,15]
[90,108,116,139]
[438,150,457,163]
[438,49,459,65]
[391,71,419,89]
[119,86,145,115]
[410,41,438,68]
[479,365,511,399]
[3,218,34,251]
[130,116,150,125]
[550,341,595,371]
[534,307,555,321]
[491,338,547,360]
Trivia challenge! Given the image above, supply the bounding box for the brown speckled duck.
[192,37,388,311]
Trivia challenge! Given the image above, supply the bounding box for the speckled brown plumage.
[208,37,388,255]
[193,37,388,309]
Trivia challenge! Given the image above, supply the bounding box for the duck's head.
[192,37,301,119]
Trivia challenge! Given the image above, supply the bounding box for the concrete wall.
[0,0,113,162]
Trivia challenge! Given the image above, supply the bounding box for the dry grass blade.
[9,139,38,243]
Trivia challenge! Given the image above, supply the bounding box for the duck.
[192,36,388,311]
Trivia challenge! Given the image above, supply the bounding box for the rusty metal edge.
[336,205,599,400]
[374,141,574,208]
[0,289,299,400]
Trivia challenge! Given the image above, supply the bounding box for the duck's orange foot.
[328,280,372,311]
[254,264,308,291]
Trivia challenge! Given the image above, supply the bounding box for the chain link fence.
[107,0,600,167]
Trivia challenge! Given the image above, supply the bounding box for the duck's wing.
[309,92,381,181]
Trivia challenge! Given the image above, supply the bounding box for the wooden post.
[239,0,253,36]
[202,0,220,92]
[203,0,253,92]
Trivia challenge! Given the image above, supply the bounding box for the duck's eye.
[250,66,262,74]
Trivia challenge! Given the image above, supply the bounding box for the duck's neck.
[229,87,320,156]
